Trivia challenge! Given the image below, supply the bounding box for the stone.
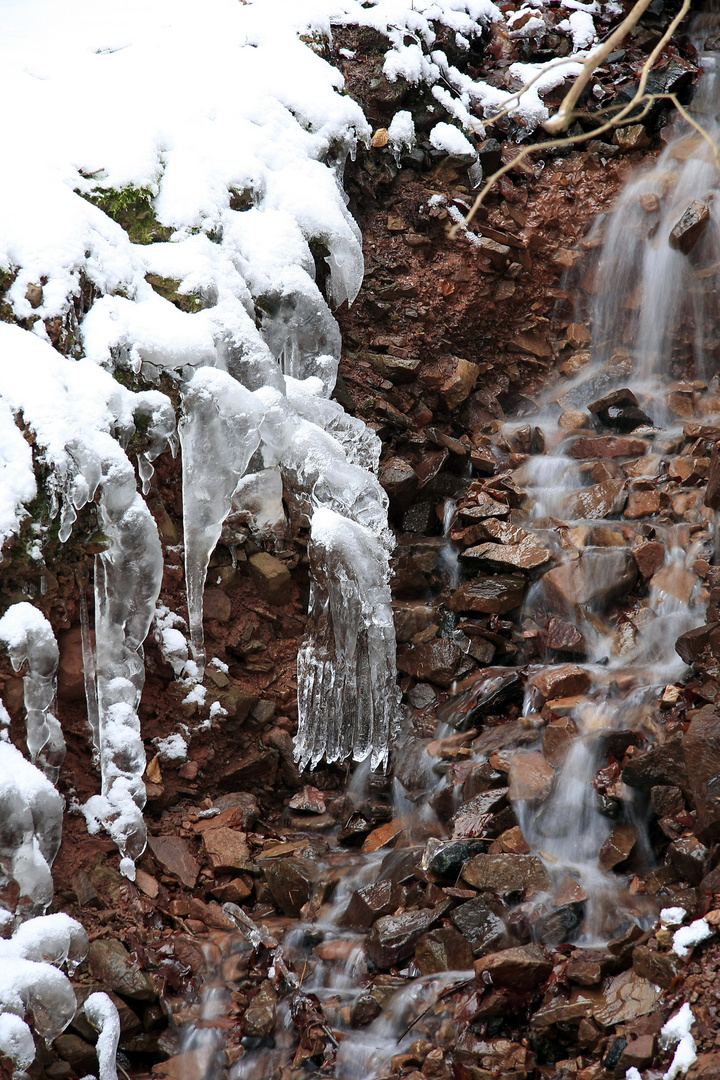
[458,496,510,522]
[57,627,88,701]
[425,839,484,880]
[419,354,480,409]
[624,489,660,518]
[552,876,588,907]
[567,323,591,348]
[474,943,552,990]
[676,622,720,665]
[683,708,720,841]
[591,969,661,1027]
[534,903,583,946]
[543,550,637,612]
[87,939,156,1000]
[508,332,551,358]
[568,436,648,459]
[669,200,710,254]
[248,552,292,604]
[393,602,436,643]
[339,879,404,931]
[568,478,627,519]
[366,903,448,968]
[448,574,526,615]
[367,351,421,384]
[623,732,688,793]
[461,853,550,896]
[265,857,319,916]
[379,457,419,508]
[350,992,381,1026]
[613,123,651,151]
[559,408,589,429]
[288,786,326,814]
[203,587,231,622]
[686,1052,720,1078]
[54,1035,98,1076]
[71,871,100,908]
[201,828,252,874]
[415,927,474,974]
[705,443,720,510]
[211,791,260,822]
[588,388,638,414]
[219,747,278,788]
[451,894,508,957]
[244,980,277,1038]
[530,664,591,704]
[632,944,682,990]
[668,835,712,884]
[439,671,523,731]
[546,618,585,654]
[147,835,199,889]
[650,785,685,818]
[396,638,465,689]
[135,869,159,899]
[451,789,511,839]
[598,823,638,870]
[507,752,554,803]
[633,540,665,580]
[152,1049,216,1080]
[461,538,550,572]
[544,717,582,768]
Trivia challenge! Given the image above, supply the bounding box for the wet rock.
[393,602,436,643]
[546,618,585,655]
[244,980,277,1038]
[683,708,720,842]
[147,835,200,889]
[248,552,292,604]
[534,903,583,946]
[265,857,319,916]
[461,537,550,572]
[339,879,404,930]
[350,992,381,1027]
[559,408,589,429]
[378,846,422,885]
[57,627,88,701]
[451,788,512,839]
[623,732,688,793]
[669,200,710,254]
[219,747,278,788]
[676,621,720,665]
[54,1035,98,1077]
[87,939,156,1001]
[668,835,712,884]
[288,786,326,814]
[530,664,591,704]
[366,902,449,968]
[624,489,660,518]
[201,828,252,874]
[379,457,419,508]
[425,839,484,880]
[419,354,480,409]
[475,943,552,990]
[569,476,627,519]
[592,968,661,1027]
[633,540,665,580]
[461,853,550,897]
[568,435,648,459]
[704,443,720,510]
[598,823,638,870]
[367,351,421,384]
[458,496,510,522]
[396,638,465,689]
[507,752,554,804]
[544,550,637,612]
[448,574,526,615]
[650,785,685,818]
[552,876,588,908]
[438,671,523,731]
[415,927,474,973]
[451,894,508,957]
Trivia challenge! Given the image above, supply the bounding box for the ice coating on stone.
[295,507,400,771]
[0,603,63,782]
[0,735,64,919]
[0,956,76,1043]
[229,469,286,541]
[179,368,265,673]
[0,1013,36,1073]
[84,992,120,1080]
[285,377,381,473]
[10,913,88,975]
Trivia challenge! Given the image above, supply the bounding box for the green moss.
[82,186,173,245]
[145,273,203,313]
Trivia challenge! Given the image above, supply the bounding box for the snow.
[429,122,477,157]
[84,992,121,1080]
[673,917,713,957]
[661,906,687,926]
[660,1003,697,1080]
[0,1013,36,1072]
[154,734,188,764]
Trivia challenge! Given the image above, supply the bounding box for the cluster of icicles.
[0,604,120,1077]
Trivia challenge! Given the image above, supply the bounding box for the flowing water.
[180,9,720,1076]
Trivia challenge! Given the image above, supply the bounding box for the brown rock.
[367,351,421,384]
[558,408,589,430]
[542,716,578,766]
[507,752,554,803]
[265,857,319,916]
[683,708,720,841]
[147,835,199,889]
[396,638,465,689]
[152,1049,216,1080]
[552,876,588,907]
[567,478,626,519]
[461,537,550,572]
[379,457,419,508]
[640,193,660,213]
[613,123,651,151]
[676,621,720,665]
[669,200,710,254]
[623,732,688,793]
[244,980,277,1038]
[415,927,474,974]
[448,574,526,615]
[451,788,511,839]
[509,332,551,358]
[591,969,661,1027]
[632,944,682,989]
[568,436,648,459]
[598,823,638,870]
[704,443,720,510]
[450,894,508,956]
[419,354,480,409]
[288,786,326,814]
[219,747,278,788]
[366,904,449,968]
[687,1051,720,1078]
[618,1034,656,1072]
[567,323,591,348]
[474,943,552,990]
[201,828,252,874]
[87,939,156,1000]
[458,496,510,522]
[651,785,685,818]
[633,540,665,580]
[57,627,87,702]
[393,602,436,643]
[339,879,404,930]
[624,489,660,518]
[203,588,231,622]
[668,834,712,883]
[248,552,292,604]
[461,853,550,896]
[530,664,591,704]
[546,618,585,654]
[544,550,637,612]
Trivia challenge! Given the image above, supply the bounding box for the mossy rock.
[145,273,203,313]
[82,186,173,245]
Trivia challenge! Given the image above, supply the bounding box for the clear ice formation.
[0,603,63,782]
[84,992,121,1080]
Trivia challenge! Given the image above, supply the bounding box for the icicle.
[84,993,121,1080]
[0,603,64,782]
[81,455,164,878]
[259,270,341,394]
[178,368,265,674]
[77,570,100,757]
[295,508,400,772]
